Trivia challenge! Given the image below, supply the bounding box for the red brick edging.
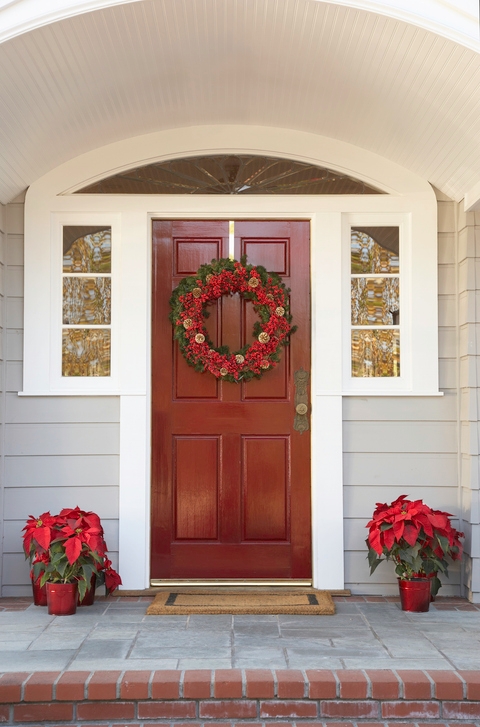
[0,669,479,725]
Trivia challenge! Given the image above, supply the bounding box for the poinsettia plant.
[23,507,122,600]
[366,494,463,597]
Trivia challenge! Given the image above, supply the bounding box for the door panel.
[151,219,311,579]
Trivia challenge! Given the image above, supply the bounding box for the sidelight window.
[61,226,112,377]
[350,227,400,378]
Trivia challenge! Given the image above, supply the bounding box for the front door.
[151,219,311,580]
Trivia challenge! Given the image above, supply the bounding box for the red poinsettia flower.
[57,516,104,565]
[22,512,57,554]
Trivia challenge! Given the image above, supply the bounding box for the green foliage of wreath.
[169,257,296,383]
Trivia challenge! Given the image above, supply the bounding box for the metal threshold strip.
[150,579,313,588]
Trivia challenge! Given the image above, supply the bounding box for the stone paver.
[0,595,478,671]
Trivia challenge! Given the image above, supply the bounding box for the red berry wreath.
[169,257,296,383]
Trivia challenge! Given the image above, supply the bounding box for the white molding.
[1,0,478,50]
[311,395,344,589]
[464,181,480,212]
[118,394,149,590]
[29,126,432,201]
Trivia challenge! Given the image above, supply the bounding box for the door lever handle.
[294,368,309,434]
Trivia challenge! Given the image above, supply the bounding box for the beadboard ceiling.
[1,0,480,205]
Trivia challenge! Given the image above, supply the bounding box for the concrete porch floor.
[0,595,479,672]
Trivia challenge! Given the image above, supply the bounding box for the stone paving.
[0,595,479,673]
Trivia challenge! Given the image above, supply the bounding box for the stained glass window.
[74,155,384,195]
[62,226,112,377]
[351,227,400,377]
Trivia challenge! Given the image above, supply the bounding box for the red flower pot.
[46,582,78,616]
[31,579,47,607]
[78,575,97,606]
[398,578,431,612]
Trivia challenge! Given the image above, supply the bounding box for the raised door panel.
[242,436,289,541]
[174,436,220,540]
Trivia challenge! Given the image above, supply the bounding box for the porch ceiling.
[1,0,480,205]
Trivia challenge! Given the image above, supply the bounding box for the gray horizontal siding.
[4,486,119,521]
[5,454,119,487]
[343,394,457,421]
[344,452,457,486]
[343,421,457,453]
[5,423,119,455]
[6,394,119,423]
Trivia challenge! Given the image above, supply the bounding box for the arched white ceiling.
[1,0,480,205]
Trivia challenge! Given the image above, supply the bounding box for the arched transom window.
[75,155,384,195]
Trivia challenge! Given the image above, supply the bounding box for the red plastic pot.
[46,582,78,616]
[31,579,47,607]
[398,578,431,612]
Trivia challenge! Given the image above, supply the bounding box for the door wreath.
[170,257,296,383]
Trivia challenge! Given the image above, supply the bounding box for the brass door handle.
[294,368,309,434]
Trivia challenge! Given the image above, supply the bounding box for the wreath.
[170,257,296,383]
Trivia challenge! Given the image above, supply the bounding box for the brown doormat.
[146,590,335,615]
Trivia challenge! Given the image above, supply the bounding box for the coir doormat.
[146,590,335,615]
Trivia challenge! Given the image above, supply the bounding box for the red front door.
[151,219,311,579]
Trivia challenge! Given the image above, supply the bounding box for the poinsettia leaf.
[367,529,383,555]
[367,547,383,573]
[64,537,82,565]
[402,523,420,547]
[383,527,395,551]
[34,526,52,551]
[431,575,442,597]
[392,519,405,540]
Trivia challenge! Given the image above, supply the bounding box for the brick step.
[1,669,479,725]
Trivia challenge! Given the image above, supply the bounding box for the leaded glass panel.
[351,227,399,274]
[63,227,111,273]
[351,330,400,377]
[63,277,111,325]
[62,329,111,377]
[351,278,399,325]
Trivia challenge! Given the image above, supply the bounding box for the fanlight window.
[75,155,384,195]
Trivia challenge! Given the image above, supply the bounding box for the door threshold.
[150,579,313,588]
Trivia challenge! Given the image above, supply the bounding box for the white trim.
[1,0,478,50]
[22,125,439,590]
[118,394,150,590]
[312,395,344,589]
